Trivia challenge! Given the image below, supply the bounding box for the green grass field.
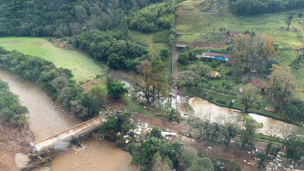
[176,0,304,99]
[128,30,171,56]
[0,37,106,85]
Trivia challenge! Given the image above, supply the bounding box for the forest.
[0,0,166,37]
[0,78,28,126]
[229,0,304,15]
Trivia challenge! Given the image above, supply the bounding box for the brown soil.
[133,114,194,132]
[54,42,65,48]
[2,41,20,45]
[177,31,241,49]
[0,123,34,171]
[107,97,127,111]
[179,41,222,49]
[81,79,100,92]
[133,114,268,171]
[191,141,262,171]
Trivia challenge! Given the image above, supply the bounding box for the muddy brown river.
[0,70,138,171]
[189,97,295,137]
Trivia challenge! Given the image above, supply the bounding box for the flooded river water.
[0,70,138,171]
[189,97,294,136]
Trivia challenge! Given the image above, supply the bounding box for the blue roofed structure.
[196,52,229,62]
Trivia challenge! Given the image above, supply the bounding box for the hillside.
[175,0,304,98]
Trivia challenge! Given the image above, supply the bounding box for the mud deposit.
[0,70,138,171]
[0,123,34,171]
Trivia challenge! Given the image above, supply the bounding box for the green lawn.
[176,0,304,99]
[0,37,106,85]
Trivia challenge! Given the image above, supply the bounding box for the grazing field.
[176,0,304,98]
[128,30,171,56]
[0,37,106,85]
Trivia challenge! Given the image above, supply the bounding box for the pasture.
[0,37,106,86]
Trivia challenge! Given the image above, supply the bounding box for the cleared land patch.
[0,37,106,86]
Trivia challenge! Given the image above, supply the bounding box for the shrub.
[226,70,232,75]
[202,93,208,98]
[216,100,227,105]
[229,102,234,107]
[227,31,230,35]
[208,96,213,101]
[299,13,303,17]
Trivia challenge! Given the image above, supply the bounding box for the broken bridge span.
[33,115,106,153]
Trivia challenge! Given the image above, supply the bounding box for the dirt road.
[172,52,179,88]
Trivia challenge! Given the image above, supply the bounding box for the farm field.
[0,37,106,85]
[175,0,304,98]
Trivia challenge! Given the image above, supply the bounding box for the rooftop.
[206,53,230,58]
[245,80,266,89]
[176,44,186,48]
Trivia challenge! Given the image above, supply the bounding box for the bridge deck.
[34,116,105,153]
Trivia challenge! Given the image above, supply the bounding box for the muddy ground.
[0,123,34,171]
[133,114,267,171]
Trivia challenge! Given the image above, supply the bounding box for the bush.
[226,70,232,76]
[202,93,208,98]
[216,100,227,105]
[208,96,213,101]
[210,62,219,68]
[229,102,234,107]
[299,13,303,17]
[227,31,230,35]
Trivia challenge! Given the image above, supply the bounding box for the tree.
[99,112,134,140]
[188,61,212,77]
[293,53,304,69]
[266,64,296,109]
[152,154,172,171]
[177,52,189,65]
[285,13,294,31]
[159,49,170,62]
[137,59,152,103]
[240,117,262,148]
[229,34,275,79]
[89,85,107,116]
[178,71,200,89]
[284,136,304,161]
[229,34,250,76]
[107,53,122,69]
[150,127,163,140]
[256,152,266,167]
[137,59,167,104]
[107,81,128,99]
[238,84,262,112]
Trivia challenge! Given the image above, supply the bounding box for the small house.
[196,51,229,62]
[176,44,186,50]
[176,32,182,37]
[245,80,266,92]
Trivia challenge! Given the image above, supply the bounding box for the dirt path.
[172,52,179,88]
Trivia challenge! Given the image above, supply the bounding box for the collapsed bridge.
[33,115,106,153]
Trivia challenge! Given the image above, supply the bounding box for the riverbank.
[183,87,299,125]
[0,122,34,171]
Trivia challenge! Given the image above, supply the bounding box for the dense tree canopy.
[0,0,167,37]
[0,79,28,121]
[73,30,151,72]
[229,0,304,15]
[126,1,176,33]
